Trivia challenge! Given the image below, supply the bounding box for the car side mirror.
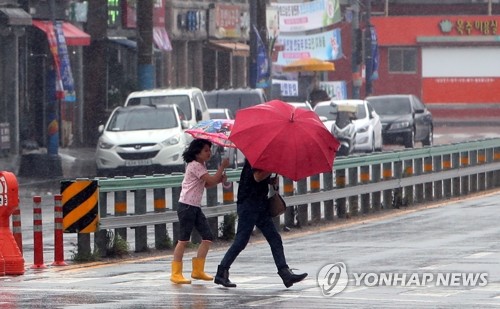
[98,124,104,134]
[196,109,202,121]
[181,120,190,130]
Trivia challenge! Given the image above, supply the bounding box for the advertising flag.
[254,26,270,88]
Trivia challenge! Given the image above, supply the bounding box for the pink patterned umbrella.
[185,119,236,148]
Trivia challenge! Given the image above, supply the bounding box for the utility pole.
[364,0,373,96]
[350,0,361,99]
[248,0,267,89]
[83,0,108,145]
[137,1,154,90]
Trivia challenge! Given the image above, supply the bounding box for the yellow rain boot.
[191,257,213,281]
[170,261,191,284]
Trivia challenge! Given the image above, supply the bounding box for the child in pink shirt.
[171,139,229,284]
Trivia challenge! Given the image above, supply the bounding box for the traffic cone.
[0,171,25,275]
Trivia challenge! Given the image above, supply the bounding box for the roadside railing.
[70,139,500,257]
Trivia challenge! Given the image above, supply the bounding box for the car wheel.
[422,127,433,146]
[404,130,415,148]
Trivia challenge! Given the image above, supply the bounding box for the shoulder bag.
[268,183,286,217]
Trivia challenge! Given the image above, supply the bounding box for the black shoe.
[278,268,308,288]
[214,265,237,288]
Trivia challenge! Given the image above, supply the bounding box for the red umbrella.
[229,100,340,181]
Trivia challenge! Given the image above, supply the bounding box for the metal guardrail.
[74,138,500,256]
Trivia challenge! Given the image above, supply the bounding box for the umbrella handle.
[271,173,279,191]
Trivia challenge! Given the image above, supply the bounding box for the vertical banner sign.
[254,26,270,88]
[370,27,379,80]
[54,21,76,102]
[45,22,64,100]
[45,22,61,156]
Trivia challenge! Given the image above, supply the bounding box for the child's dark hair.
[182,139,212,163]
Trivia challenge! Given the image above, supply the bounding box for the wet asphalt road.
[2,190,500,308]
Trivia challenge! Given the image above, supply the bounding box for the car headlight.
[390,122,410,130]
[98,140,114,149]
[162,135,181,146]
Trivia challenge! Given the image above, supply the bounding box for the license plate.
[125,159,152,167]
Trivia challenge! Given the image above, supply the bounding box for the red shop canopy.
[32,20,91,46]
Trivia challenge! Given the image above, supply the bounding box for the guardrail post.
[460,151,470,195]
[323,170,335,220]
[393,161,403,208]
[414,158,423,203]
[310,174,321,223]
[348,167,358,216]
[296,178,308,227]
[433,155,443,200]
[114,176,128,241]
[95,183,108,257]
[371,163,381,212]
[452,152,461,197]
[424,156,433,202]
[495,147,500,187]
[478,149,486,191]
[469,150,478,193]
[153,177,167,249]
[382,162,392,209]
[360,165,370,214]
[283,177,295,228]
[443,154,452,199]
[171,185,181,245]
[203,185,219,244]
[133,176,148,252]
[485,148,494,189]
[222,180,235,238]
[336,169,346,218]
[403,159,413,206]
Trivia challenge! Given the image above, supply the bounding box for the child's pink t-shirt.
[179,161,208,207]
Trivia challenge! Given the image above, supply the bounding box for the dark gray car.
[366,94,433,148]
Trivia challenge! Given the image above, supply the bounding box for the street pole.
[351,0,361,99]
[364,0,373,96]
[137,1,154,90]
[248,0,268,90]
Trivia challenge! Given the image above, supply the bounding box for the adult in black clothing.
[214,159,308,288]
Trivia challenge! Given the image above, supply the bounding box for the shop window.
[388,48,417,73]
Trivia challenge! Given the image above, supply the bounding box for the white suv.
[95,105,189,177]
[124,87,210,128]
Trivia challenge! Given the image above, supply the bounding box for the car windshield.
[314,105,337,121]
[107,108,178,131]
[205,92,263,113]
[128,95,192,119]
[368,97,412,115]
[356,104,366,119]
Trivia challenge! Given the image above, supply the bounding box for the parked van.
[124,87,210,128]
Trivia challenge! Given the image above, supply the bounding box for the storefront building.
[371,15,500,104]
[370,15,500,118]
